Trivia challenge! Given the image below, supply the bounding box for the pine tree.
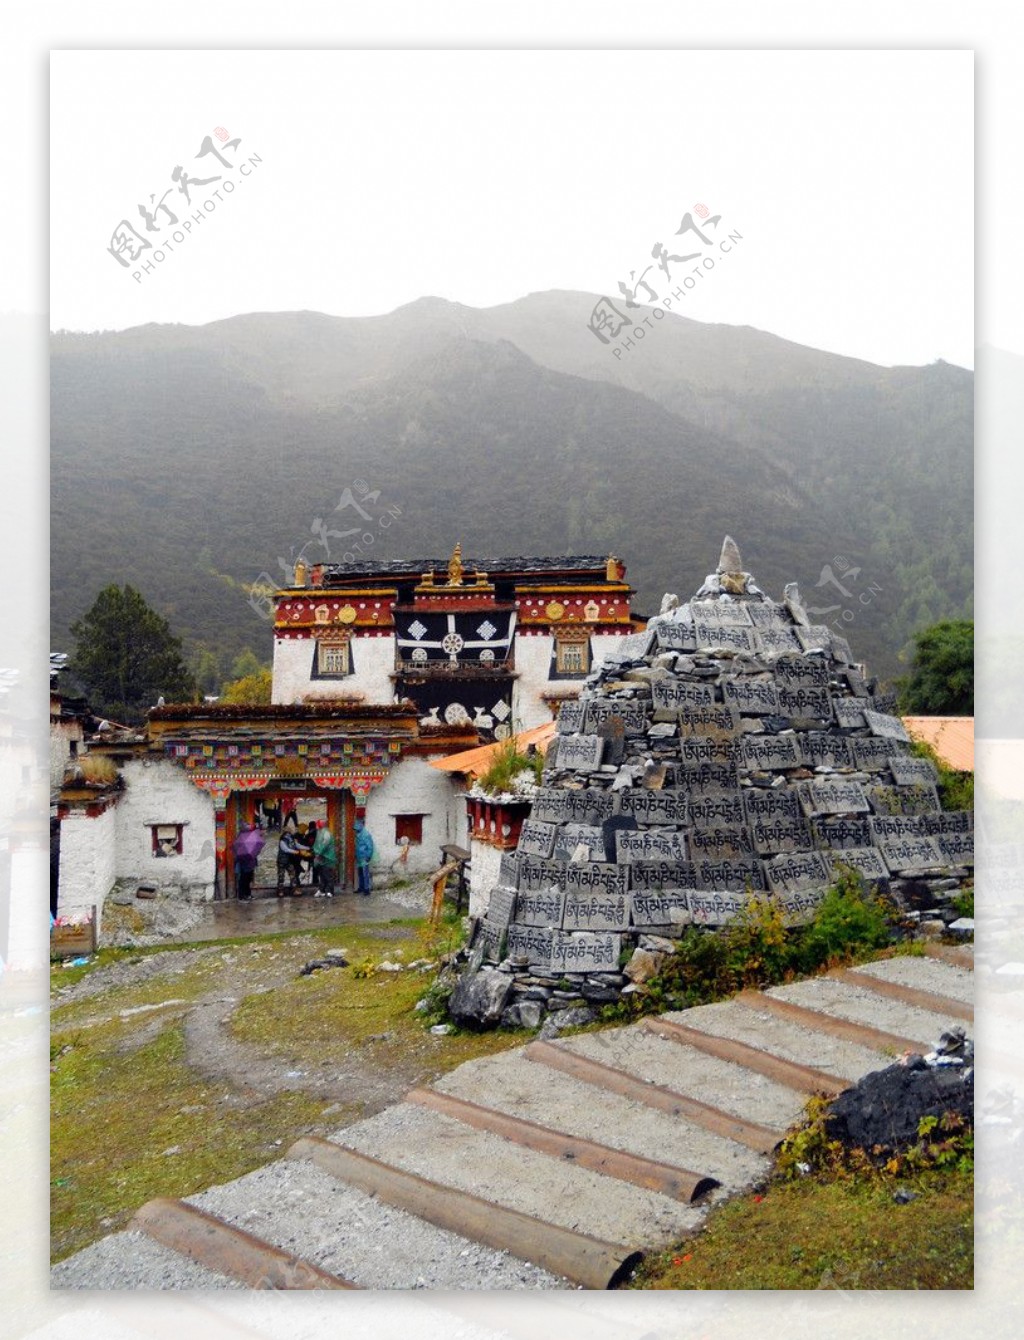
[69,584,197,723]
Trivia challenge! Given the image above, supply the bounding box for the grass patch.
[50,1020,330,1263]
[632,1167,973,1289]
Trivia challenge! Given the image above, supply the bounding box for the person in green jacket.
[312,820,337,897]
[354,819,375,895]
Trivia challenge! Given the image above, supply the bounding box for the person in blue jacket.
[354,819,375,895]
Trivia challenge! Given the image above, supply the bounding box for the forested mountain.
[50,293,973,683]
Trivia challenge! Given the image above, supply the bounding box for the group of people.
[232,813,375,901]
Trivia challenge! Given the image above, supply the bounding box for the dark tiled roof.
[322,556,614,579]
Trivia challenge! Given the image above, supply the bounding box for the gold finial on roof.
[448,542,464,587]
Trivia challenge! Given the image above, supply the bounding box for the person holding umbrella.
[233,822,265,902]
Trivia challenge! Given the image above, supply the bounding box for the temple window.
[555,637,590,675]
[394,813,425,845]
[150,823,184,857]
[316,636,351,677]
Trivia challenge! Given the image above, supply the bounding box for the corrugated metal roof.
[903,716,975,772]
[429,722,557,777]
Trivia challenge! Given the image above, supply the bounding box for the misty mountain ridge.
[51,293,972,683]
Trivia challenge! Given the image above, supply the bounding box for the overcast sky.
[50,48,973,369]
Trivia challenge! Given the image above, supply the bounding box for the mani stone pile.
[449,539,973,1032]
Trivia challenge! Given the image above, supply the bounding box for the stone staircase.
[50,948,972,1291]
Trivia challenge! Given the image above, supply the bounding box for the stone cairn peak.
[454,541,973,1032]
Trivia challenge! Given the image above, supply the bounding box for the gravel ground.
[49,1229,245,1290]
[187,1157,568,1290]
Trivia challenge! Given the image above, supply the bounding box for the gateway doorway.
[228,787,354,898]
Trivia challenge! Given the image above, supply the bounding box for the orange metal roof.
[903,717,974,772]
[429,722,557,777]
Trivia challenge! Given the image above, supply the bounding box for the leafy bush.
[478,735,540,795]
[791,864,892,973]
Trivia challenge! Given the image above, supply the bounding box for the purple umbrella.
[234,824,265,860]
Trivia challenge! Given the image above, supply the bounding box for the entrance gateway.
[231,785,351,895]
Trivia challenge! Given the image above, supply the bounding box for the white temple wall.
[113,758,217,897]
[58,804,117,922]
[363,758,466,878]
[511,632,627,729]
[467,838,501,919]
[272,635,397,706]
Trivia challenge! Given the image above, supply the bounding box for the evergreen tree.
[69,584,196,723]
[898,619,973,715]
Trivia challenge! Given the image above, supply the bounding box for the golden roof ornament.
[447,542,464,587]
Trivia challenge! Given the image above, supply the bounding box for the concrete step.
[758,976,973,1049]
[327,1100,708,1251]
[849,955,974,1006]
[49,1228,245,1290]
[427,1048,769,1190]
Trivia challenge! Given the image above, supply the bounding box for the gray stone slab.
[772,887,828,926]
[746,601,791,628]
[688,888,751,926]
[867,783,941,816]
[691,789,748,829]
[740,734,803,771]
[514,888,567,927]
[878,836,946,872]
[827,847,889,882]
[631,859,698,891]
[690,599,755,626]
[749,815,812,856]
[585,699,649,734]
[743,788,801,823]
[810,816,873,849]
[517,855,568,892]
[936,832,974,866]
[630,890,693,930]
[841,667,870,697]
[863,709,911,742]
[794,626,833,654]
[675,760,738,789]
[764,850,833,893]
[695,623,762,654]
[925,810,974,835]
[757,626,804,654]
[689,825,755,860]
[797,731,854,768]
[531,787,615,825]
[563,861,631,899]
[616,828,688,864]
[851,736,902,770]
[777,686,833,721]
[680,735,740,768]
[652,678,715,712]
[486,884,518,926]
[888,755,939,786]
[549,931,622,974]
[833,699,868,729]
[517,819,559,858]
[871,689,900,714]
[653,623,697,652]
[695,857,766,891]
[507,922,555,966]
[678,704,741,737]
[552,734,605,772]
[616,788,689,826]
[615,629,656,660]
[498,850,521,886]
[562,891,631,932]
[798,779,870,816]
[773,656,830,688]
[867,813,932,842]
[552,823,606,861]
[722,677,781,715]
[556,700,587,734]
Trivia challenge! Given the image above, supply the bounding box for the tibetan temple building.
[55,549,640,917]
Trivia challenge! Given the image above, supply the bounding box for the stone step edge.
[131,1195,359,1290]
[639,1016,853,1096]
[523,1038,783,1154]
[407,1086,719,1203]
[736,988,938,1054]
[828,966,973,1022]
[287,1135,642,1290]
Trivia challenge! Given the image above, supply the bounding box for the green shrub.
[792,864,892,971]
